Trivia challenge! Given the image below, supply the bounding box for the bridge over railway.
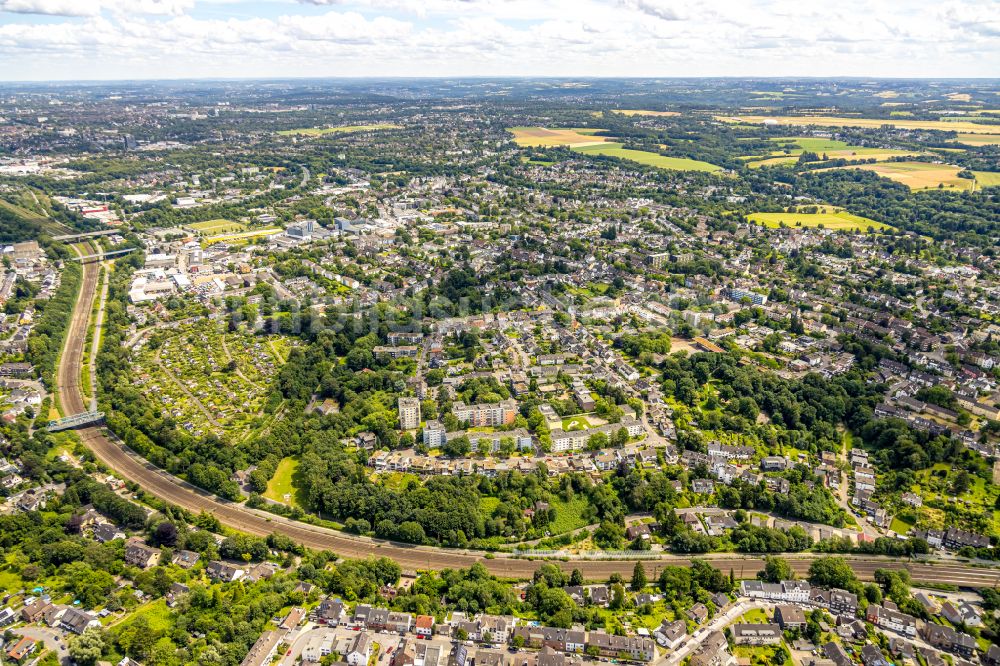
[52,229,121,241]
[47,411,104,432]
[68,247,137,262]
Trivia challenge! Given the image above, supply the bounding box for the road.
[661,600,764,666]
[54,256,1000,585]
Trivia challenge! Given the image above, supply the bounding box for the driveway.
[16,626,71,664]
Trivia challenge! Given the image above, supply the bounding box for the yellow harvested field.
[612,110,681,117]
[719,115,1000,134]
[510,126,610,147]
[828,161,974,191]
[949,133,1000,146]
[749,208,892,232]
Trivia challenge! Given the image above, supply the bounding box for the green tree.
[68,628,105,666]
[759,556,793,584]
[631,562,648,591]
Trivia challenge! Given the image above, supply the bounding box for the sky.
[0,0,998,81]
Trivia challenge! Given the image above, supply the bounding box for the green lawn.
[748,210,893,232]
[110,599,172,632]
[185,219,246,234]
[264,457,301,507]
[480,497,501,514]
[571,143,722,172]
[548,495,592,535]
[739,608,771,623]
[890,516,914,535]
[562,415,591,431]
[0,570,23,593]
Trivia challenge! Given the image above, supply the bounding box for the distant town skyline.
[0,0,998,81]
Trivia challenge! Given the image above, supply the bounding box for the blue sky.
[0,0,998,81]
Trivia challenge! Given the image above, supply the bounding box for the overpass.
[68,247,137,263]
[52,229,121,241]
[47,411,104,432]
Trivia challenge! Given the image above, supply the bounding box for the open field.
[748,209,892,232]
[264,456,301,507]
[184,219,246,234]
[825,161,974,191]
[510,126,610,147]
[745,136,921,168]
[719,115,1000,133]
[572,142,722,172]
[278,124,401,136]
[611,109,680,117]
[202,227,282,247]
[949,133,1000,146]
[511,127,721,171]
[974,171,1000,187]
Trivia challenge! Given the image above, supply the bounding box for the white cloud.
[0,0,997,79]
[0,0,194,16]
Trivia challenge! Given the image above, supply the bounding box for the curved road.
[56,257,1000,585]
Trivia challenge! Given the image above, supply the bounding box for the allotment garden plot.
[132,319,296,440]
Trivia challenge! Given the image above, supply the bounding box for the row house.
[866,604,917,637]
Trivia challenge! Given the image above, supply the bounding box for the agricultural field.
[973,171,1000,187]
[827,161,975,191]
[572,142,723,172]
[744,136,921,168]
[610,109,680,117]
[132,319,297,440]
[184,219,246,235]
[720,114,1000,133]
[748,208,893,232]
[510,127,721,171]
[509,126,610,147]
[949,133,1000,146]
[277,124,401,136]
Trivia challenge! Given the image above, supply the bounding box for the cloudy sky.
[0,0,998,81]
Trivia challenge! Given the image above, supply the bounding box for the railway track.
[56,257,1000,585]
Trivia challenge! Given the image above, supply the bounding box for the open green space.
[739,607,770,623]
[202,227,282,247]
[562,415,591,431]
[748,209,893,232]
[572,142,722,172]
[973,171,1000,187]
[890,515,915,535]
[744,136,921,168]
[548,495,592,535]
[110,599,172,633]
[185,219,246,234]
[264,457,301,507]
